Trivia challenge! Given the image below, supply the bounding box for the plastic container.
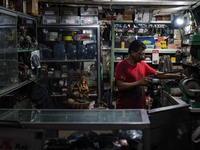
[42,16,60,24]
[61,16,80,25]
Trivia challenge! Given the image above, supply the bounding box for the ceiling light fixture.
[176,17,184,25]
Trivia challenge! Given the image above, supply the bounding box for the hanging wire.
[110,0,113,11]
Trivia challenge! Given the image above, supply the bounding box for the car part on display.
[146,78,163,109]
[180,78,200,98]
[192,125,200,143]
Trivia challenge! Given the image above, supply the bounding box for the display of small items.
[114,23,135,48]
[17,18,38,49]
[66,43,97,60]
[41,62,95,109]
[72,76,89,100]
[66,76,90,109]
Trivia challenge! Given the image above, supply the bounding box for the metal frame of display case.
[0,77,37,98]
[0,6,36,20]
[189,107,200,150]
[148,94,191,150]
[0,109,150,150]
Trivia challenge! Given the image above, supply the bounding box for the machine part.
[164,80,179,93]
[180,78,200,98]
[146,78,163,109]
[170,88,183,96]
[192,125,200,143]
[190,34,200,61]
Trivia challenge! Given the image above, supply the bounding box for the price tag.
[152,50,159,64]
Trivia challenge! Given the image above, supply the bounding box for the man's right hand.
[139,77,150,86]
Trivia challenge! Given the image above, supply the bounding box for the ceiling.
[39,0,200,14]
[39,0,199,6]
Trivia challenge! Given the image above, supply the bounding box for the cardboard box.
[42,16,60,24]
[61,16,80,25]
[42,7,59,16]
[155,37,168,49]
[81,7,98,16]
[123,11,133,20]
[174,40,182,48]
[80,17,98,25]
[27,0,38,15]
[60,7,78,16]
[138,37,155,48]
[174,29,181,39]
[155,15,171,21]
[135,10,150,22]
[162,15,171,21]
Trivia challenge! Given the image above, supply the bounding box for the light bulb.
[176,18,184,25]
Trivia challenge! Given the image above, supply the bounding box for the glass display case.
[0,109,150,150]
[0,9,18,90]
[0,6,37,101]
[37,25,101,108]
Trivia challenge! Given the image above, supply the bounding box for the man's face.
[131,47,145,62]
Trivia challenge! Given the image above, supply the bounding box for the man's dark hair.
[128,40,146,54]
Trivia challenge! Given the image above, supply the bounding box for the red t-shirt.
[115,60,156,109]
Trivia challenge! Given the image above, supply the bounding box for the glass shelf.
[0,77,36,98]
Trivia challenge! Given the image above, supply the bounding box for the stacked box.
[60,7,78,16]
[80,7,98,16]
[81,17,98,25]
[42,7,60,24]
[135,9,150,22]
[61,16,80,25]
[42,16,60,24]
[123,11,133,20]
[27,0,38,15]
[60,6,80,25]
[138,37,155,48]
[42,7,59,16]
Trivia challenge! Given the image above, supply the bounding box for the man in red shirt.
[115,40,183,109]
